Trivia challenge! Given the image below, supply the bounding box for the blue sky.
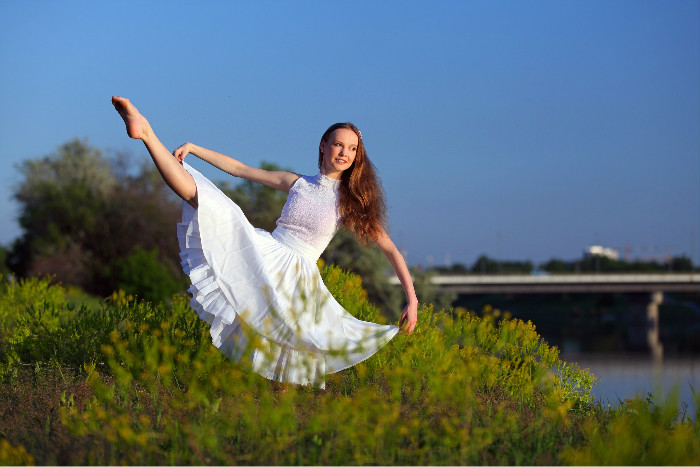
[1,0,698,267]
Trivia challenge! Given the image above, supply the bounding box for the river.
[452,291,700,415]
[562,353,699,417]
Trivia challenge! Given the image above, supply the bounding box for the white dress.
[177,162,399,387]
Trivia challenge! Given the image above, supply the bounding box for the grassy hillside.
[0,268,698,465]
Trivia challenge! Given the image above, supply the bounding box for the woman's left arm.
[374,227,418,334]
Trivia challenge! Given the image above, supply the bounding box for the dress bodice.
[275,173,341,251]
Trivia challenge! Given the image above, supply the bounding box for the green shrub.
[0,438,35,465]
[563,391,700,465]
[106,247,183,304]
[0,277,70,376]
[0,269,697,465]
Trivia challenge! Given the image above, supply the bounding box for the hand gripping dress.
[177,162,399,387]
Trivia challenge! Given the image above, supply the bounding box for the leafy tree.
[539,258,572,273]
[432,262,469,274]
[11,138,116,279]
[106,246,184,303]
[471,255,533,274]
[538,255,698,273]
[0,245,10,279]
[11,139,183,298]
[669,255,694,271]
[91,162,182,295]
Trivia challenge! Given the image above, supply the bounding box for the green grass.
[0,268,698,465]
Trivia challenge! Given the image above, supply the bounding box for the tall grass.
[0,268,698,465]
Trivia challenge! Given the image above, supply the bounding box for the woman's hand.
[173,142,196,164]
[399,301,418,335]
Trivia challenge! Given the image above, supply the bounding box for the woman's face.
[319,128,358,179]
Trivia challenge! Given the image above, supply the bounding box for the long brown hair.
[318,122,387,245]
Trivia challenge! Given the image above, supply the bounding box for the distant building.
[584,245,620,261]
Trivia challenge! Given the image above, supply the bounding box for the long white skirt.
[177,163,399,387]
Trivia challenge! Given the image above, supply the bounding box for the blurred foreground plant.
[563,390,700,465]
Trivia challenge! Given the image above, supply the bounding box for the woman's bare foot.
[112,96,152,140]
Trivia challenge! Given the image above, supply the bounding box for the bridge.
[399,272,700,295]
[389,273,700,361]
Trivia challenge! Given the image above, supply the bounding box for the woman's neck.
[319,167,343,180]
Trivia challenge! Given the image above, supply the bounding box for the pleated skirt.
[177,162,399,387]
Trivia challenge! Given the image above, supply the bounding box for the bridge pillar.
[627,291,664,361]
[646,291,664,362]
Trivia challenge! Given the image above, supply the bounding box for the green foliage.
[0,438,35,465]
[433,261,469,274]
[0,245,11,279]
[0,277,70,375]
[14,138,117,239]
[106,247,185,304]
[539,254,698,273]
[12,139,114,251]
[0,271,697,465]
[563,391,700,465]
[10,139,183,298]
[539,257,571,273]
[435,255,698,275]
[471,254,534,274]
[320,264,380,323]
[11,138,116,282]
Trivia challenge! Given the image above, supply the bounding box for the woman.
[112,96,417,387]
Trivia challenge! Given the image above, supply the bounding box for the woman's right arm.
[173,142,300,192]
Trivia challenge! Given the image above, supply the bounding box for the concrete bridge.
[390,273,700,361]
[412,272,700,295]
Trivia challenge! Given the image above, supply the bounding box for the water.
[453,292,700,415]
[562,353,700,416]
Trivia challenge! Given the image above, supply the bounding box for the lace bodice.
[275,173,341,251]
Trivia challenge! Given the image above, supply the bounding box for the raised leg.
[112,96,198,209]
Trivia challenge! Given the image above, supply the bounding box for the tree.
[539,258,572,273]
[669,255,694,271]
[471,255,533,274]
[432,262,468,274]
[11,139,183,299]
[11,138,117,280]
[538,255,698,273]
[106,246,184,303]
[91,161,183,295]
[0,245,11,279]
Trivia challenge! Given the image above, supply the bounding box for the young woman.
[112,96,418,387]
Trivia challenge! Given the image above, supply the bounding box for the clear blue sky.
[1,0,698,267]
